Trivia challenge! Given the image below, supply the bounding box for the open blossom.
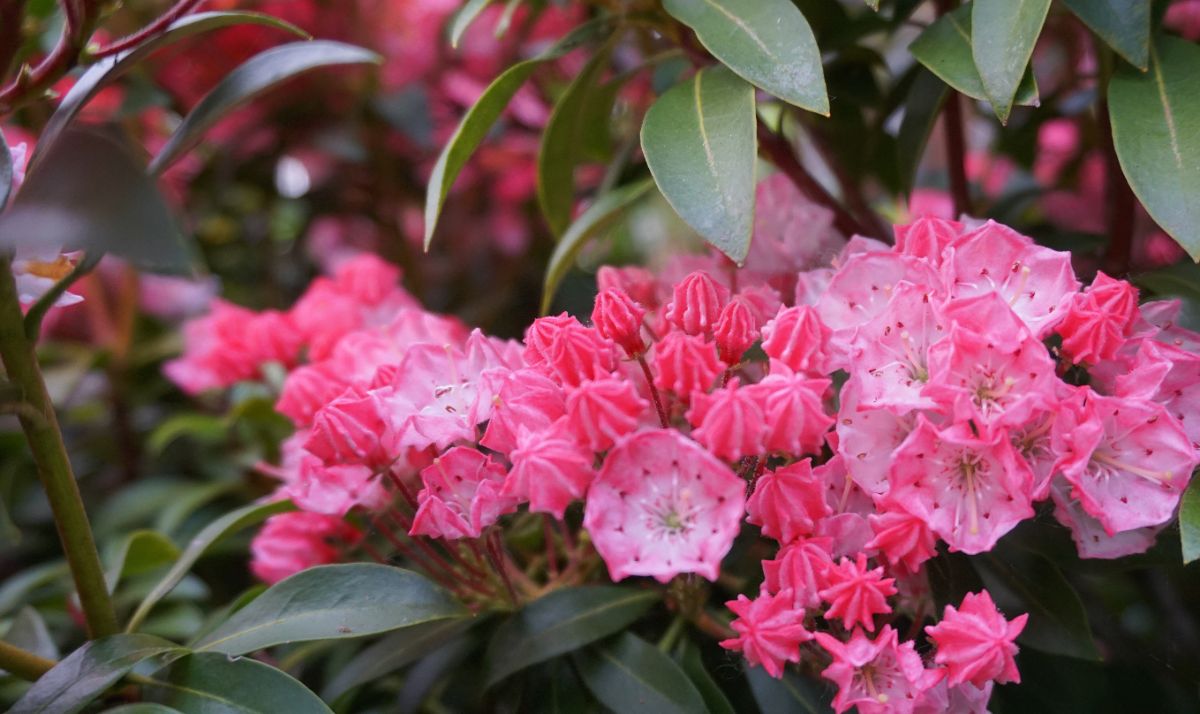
[652,331,724,398]
[165,300,302,394]
[815,626,944,714]
[250,512,362,584]
[926,590,1027,687]
[819,552,897,631]
[746,460,828,544]
[665,270,728,335]
[410,447,517,540]
[687,380,765,461]
[584,429,745,582]
[720,589,812,678]
[563,378,648,452]
[762,536,835,609]
[481,368,565,454]
[851,283,944,413]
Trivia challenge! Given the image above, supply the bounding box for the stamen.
[1092,451,1172,483]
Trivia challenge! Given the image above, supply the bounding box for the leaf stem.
[0,639,55,681]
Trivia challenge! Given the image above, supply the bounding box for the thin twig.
[91,0,204,57]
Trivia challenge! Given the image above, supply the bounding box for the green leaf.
[973,550,1101,660]
[323,618,476,700]
[663,0,827,114]
[677,641,734,714]
[1109,35,1200,261]
[425,18,612,248]
[0,126,191,273]
[3,607,59,662]
[34,11,309,167]
[745,665,832,714]
[896,68,950,194]
[104,705,184,713]
[10,634,184,714]
[573,633,707,714]
[641,66,757,264]
[150,652,332,714]
[153,481,241,537]
[538,41,618,236]
[485,585,658,686]
[449,0,493,48]
[971,0,1051,123]
[149,41,381,175]
[1132,261,1200,303]
[0,562,69,616]
[148,414,229,455]
[909,4,1038,108]
[1061,0,1150,70]
[104,530,181,594]
[1181,476,1200,564]
[193,564,468,655]
[541,178,656,314]
[127,500,295,633]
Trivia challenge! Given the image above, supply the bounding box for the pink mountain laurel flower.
[762,536,836,610]
[850,283,945,413]
[887,418,1034,554]
[720,589,813,679]
[410,447,517,540]
[583,429,745,582]
[665,269,729,336]
[652,331,725,399]
[542,320,620,387]
[277,364,346,427]
[819,552,898,631]
[480,368,566,455]
[523,312,577,367]
[591,287,647,356]
[760,305,834,377]
[503,425,595,519]
[746,459,829,544]
[866,509,938,574]
[748,366,834,456]
[687,380,766,461]
[305,388,390,467]
[815,626,944,714]
[563,377,648,452]
[713,297,760,365]
[925,590,1028,688]
[894,215,963,267]
[1056,271,1139,365]
[250,511,362,584]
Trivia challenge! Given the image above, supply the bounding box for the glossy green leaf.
[104,705,184,713]
[150,652,332,713]
[897,68,950,194]
[105,530,180,594]
[530,658,592,714]
[541,178,656,314]
[973,551,1101,660]
[663,0,827,114]
[0,562,69,616]
[10,634,184,714]
[1062,0,1150,70]
[677,641,734,714]
[127,499,295,633]
[641,66,756,264]
[323,618,476,700]
[149,41,381,175]
[745,665,832,714]
[1109,35,1200,261]
[1181,476,1200,564]
[425,18,612,248]
[194,564,468,655]
[449,0,493,48]
[3,607,59,662]
[0,128,12,207]
[485,585,658,686]
[538,41,617,235]
[573,633,707,714]
[34,11,309,167]
[909,4,1038,108]
[971,0,1051,123]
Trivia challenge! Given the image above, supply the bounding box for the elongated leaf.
[0,561,69,616]
[127,499,295,633]
[538,41,617,236]
[745,665,832,714]
[641,66,756,263]
[10,634,184,714]
[1181,476,1200,564]
[150,652,332,713]
[449,0,494,48]
[0,126,191,273]
[664,0,827,114]
[971,0,1050,123]
[105,530,181,594]
[573,633,707,714]
[34,11,309,167]
[541,178,656,314]
[909,4,1038,108]
[0,128,12,207]
[897,68,950,194]
[193,564,468,655]
[1062,0,1150,70]
[104,705,184,713]
[149,41,381,175]
[484,585,657,686]
[678,641,735,714]
[1110,35,1200,261]
[324,618,476,700]
[3,607,59,662]
[425,18,612,248]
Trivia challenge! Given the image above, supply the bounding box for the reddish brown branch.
[92,0,205,58]
[1098,99,1135,276]
[942,92,972,218]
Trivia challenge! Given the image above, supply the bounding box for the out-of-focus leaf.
[484,585,658,686]
[2,607,59,662]
[972,0,1051,123]
[745,665,833,713]
[664,0,828,114]
[1109,35,1200,261]
[104,705,184,713]
[34,11,309,166]
[1180,477,1200,564]
[150,652,332,713]
[0,126,190,273]
[104,530,180,594]
[323,618,476,700]
[541,178,656,314]
[573,633,707,714]
[530,658,593,714]
[1132,262,1200,302]
[0,128,12,206]
[641,66,756,263]
[1062,0,1150,70]
[0,561,68,616]
[149,41,381,175]
[127,500,295,633]
[153,481,241,537]
[897,68,950,194]
[538,40,617,236]
[677,641,734,714]
[396,630,478,714]
[10,634,184,714]
[449,0,493,48]
[909,4,1038,107]
[193,564,468,655]
[148,414,229,455]
[494,0,523,38]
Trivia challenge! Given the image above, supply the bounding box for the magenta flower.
[815,626,944,714]
[480,368,565,455]
[652,331,724,399]
[893,215,963,266]
[687,380,765,461]
[503,425,594,519]
[819,552,897,631]
[713,297,759,365]
[748,365,833,456]
[250,512,362,585]
[746,460,828,544]
[665,270,729,336]
[591,288,647,356]
[926,590,1028,687]
[410,447,517,540]
[866,509,937,574]
[762,536,835,609]
[720,589,812,679]
[760,305,834,377]
[563,378,648,452]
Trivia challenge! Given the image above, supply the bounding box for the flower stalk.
[0,639,55,682]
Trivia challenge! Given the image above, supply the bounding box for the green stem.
[0,256,118,638]
[657,615,686,653]
[0,639,55,681]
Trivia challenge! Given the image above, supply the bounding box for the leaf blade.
[1061,0,1150,70]
[572,632,708,714]
[1181,476,1200,564]
[971,0,1051,123]
[150,652,332,714]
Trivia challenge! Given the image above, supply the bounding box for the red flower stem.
[359,539,389,564]
[636,354,670,427]
[92,0,204,58]
[486,530,520,606]
[385,468,420,510]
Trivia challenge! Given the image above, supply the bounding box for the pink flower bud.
[665,270,729,336]
[713,297,758,365]
[592,288,646,356]
[652,331,724,398]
